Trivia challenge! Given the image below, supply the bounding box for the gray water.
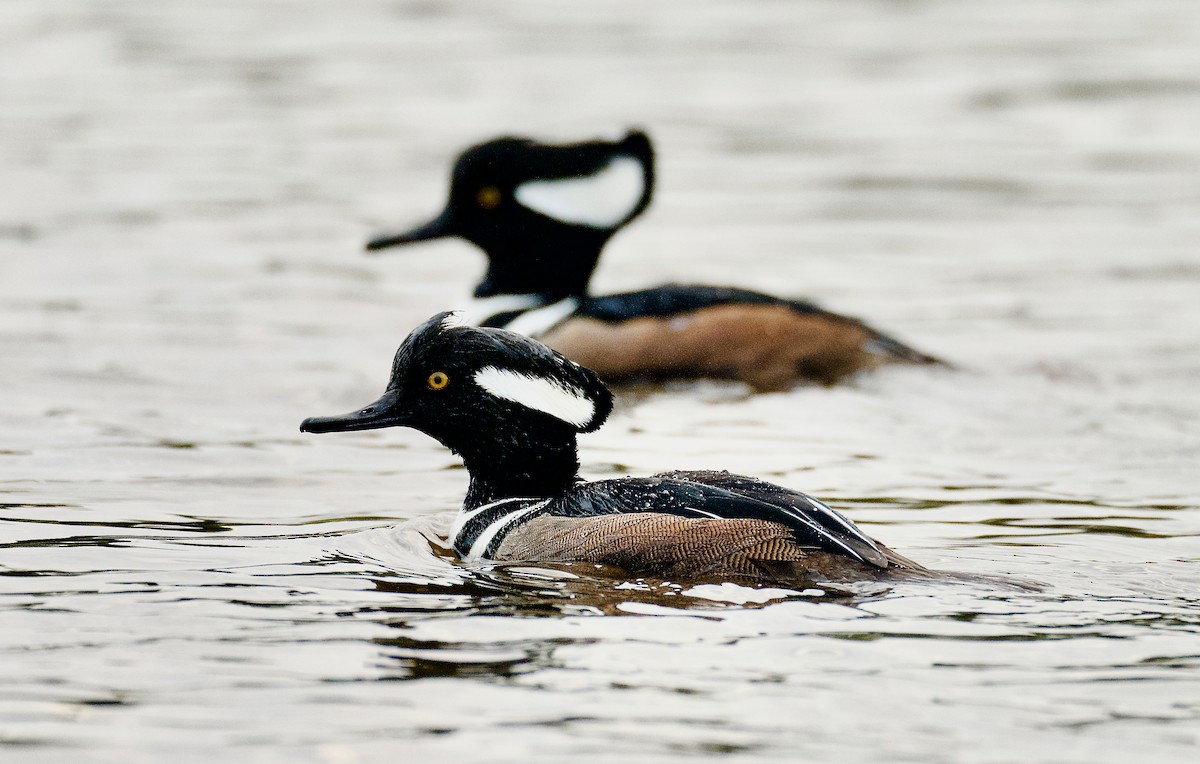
[3,1,1200,762]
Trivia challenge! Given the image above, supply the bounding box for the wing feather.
[553,473,887,569]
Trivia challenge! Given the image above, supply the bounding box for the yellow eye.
[476,186,502,209]
[427,371,450,390]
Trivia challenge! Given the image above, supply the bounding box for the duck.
[300,312,931,587]
[364,131,943,392]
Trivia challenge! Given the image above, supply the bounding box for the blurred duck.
[366,131,941,391]
[301,313,930,586]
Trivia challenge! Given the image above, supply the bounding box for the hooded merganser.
[300,313,929,586]
[365,131,943,392]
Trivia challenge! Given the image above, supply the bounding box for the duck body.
[301,313,930,587]
[367,131,943,390]
[453,470,925,585]
[472,284,938,391]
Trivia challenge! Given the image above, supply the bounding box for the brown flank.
[539,303,918,391]
[494,513,929,587]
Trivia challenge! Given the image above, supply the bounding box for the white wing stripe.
[805,496,879,546]
[774,505,869,562]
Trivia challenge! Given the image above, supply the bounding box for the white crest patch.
[513,156,645,228]
[473,366,595,428]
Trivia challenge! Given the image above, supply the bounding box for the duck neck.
[459,435,581,510]
[472,234,606,301]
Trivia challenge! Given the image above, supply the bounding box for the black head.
[365,130,655,300]
[301,312,614,458]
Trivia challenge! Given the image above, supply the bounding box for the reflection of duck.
[366,131,942,391]
[301,313,931,586]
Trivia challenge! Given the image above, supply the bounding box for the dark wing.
[656,470,889,565]
[552,473,888,569]
[578,284,821,323]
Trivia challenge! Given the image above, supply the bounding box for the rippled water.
[3,1,1199,762]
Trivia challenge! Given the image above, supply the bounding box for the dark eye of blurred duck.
[475,186,502,209]
[426,371,450,390]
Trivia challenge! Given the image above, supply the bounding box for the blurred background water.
[2,1,1199,762]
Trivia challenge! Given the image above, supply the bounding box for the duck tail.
[863,328,948,367]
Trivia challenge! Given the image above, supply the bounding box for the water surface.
[2,1,1199,762]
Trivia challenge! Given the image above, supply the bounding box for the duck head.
[366,131,654,301]
[301,313,615,506]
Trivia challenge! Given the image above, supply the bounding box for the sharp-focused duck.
[300,313,930,586]
[365,131,943,391]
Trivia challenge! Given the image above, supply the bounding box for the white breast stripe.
[449,497,535,546]
[502,297,579,337]
[457,294,544,328]
[514,156,644,228]
[473,366,596,428]
[466,499,552,560]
